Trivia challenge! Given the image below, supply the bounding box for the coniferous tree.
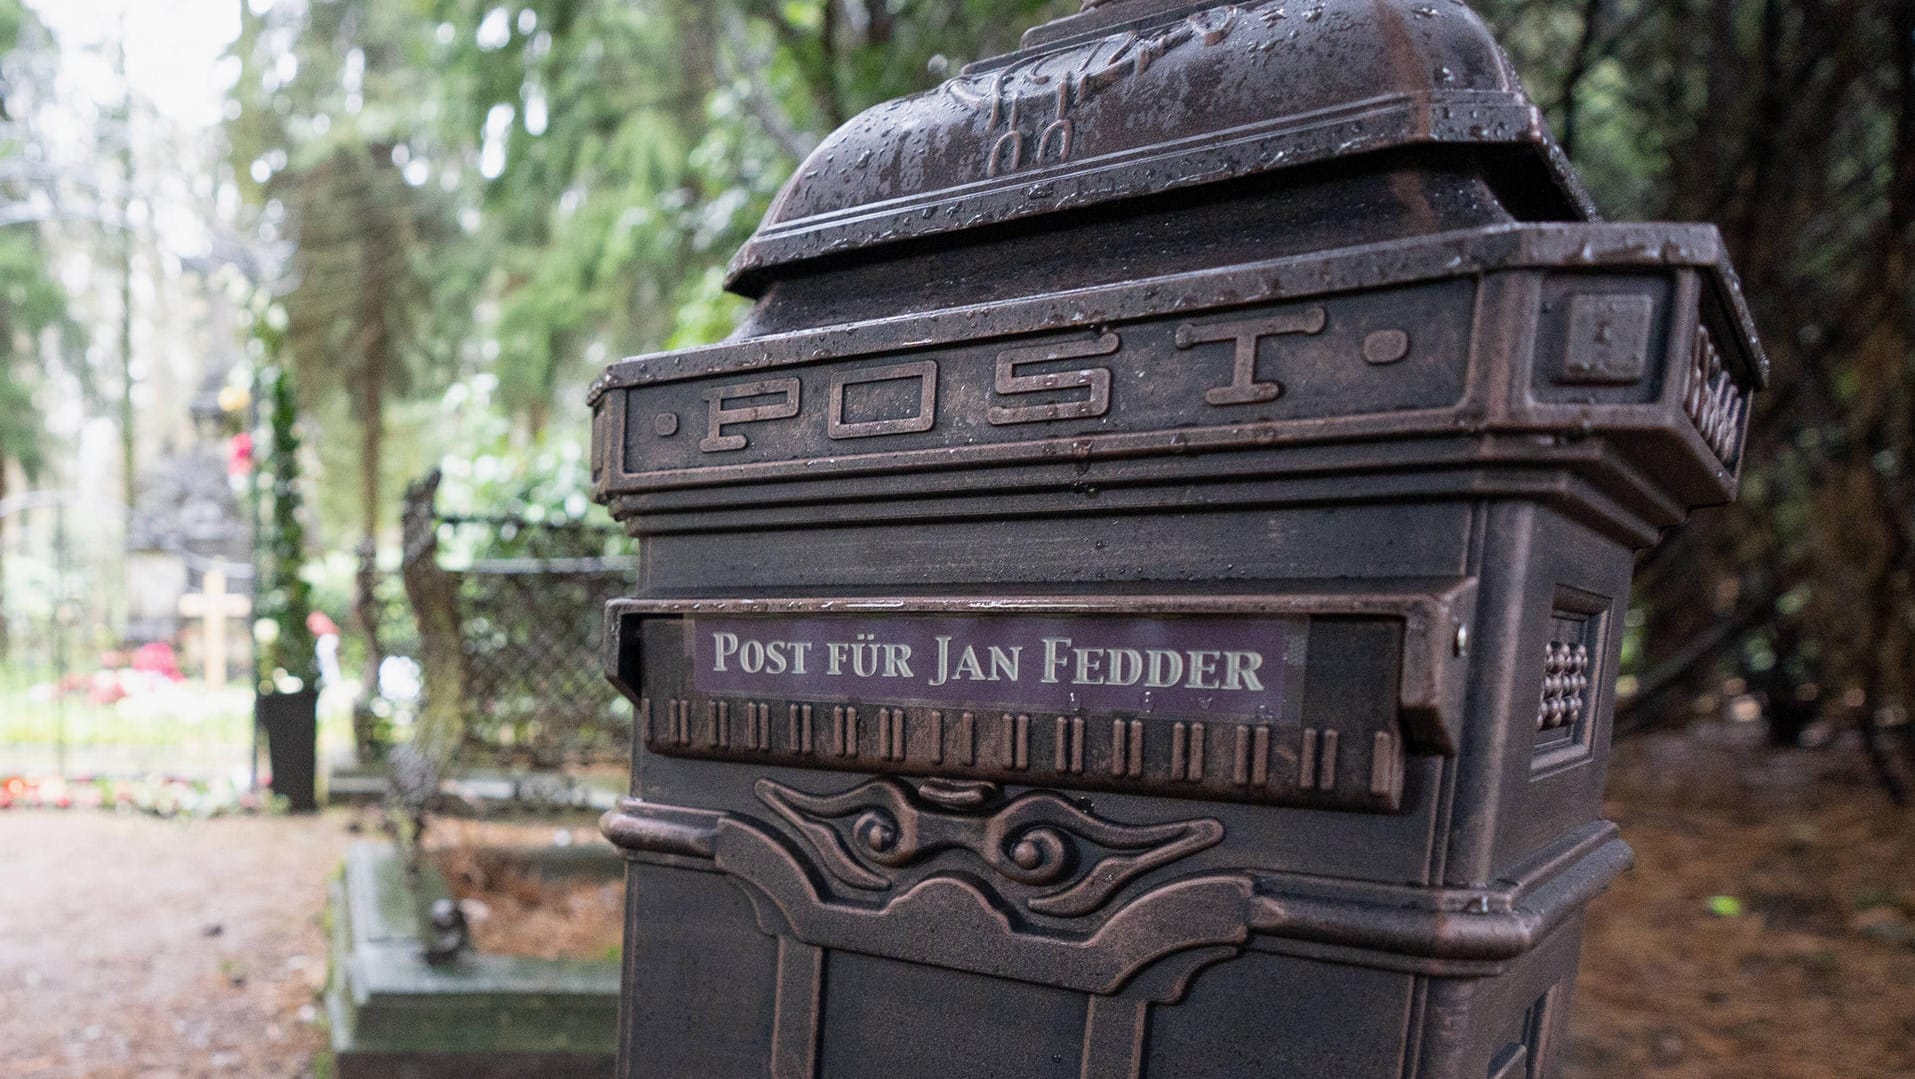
[1476,0,1915,792]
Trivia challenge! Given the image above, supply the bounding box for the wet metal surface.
[589,2,1763,1076]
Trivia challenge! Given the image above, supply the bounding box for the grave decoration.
[322,473,628,1078]
[254,358,319,812]
[324,733,621,1078]
[327,470,632,808]
[589,1,1765,1077]
[178,568,251,691]
[125,407,252,648]
[324,840,620,1079]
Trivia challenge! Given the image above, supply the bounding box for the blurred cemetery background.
[0,1,1910,1077]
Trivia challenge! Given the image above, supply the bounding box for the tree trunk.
[359,374,383,553]
[0,453,9,663]
[116,34,137,538]
[352,144,394,747]
[400,471,465,775]
[351,537,384,759]
[351,314,388,762]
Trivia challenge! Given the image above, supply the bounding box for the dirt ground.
[0,811,354,1079]
[0,724,1910,1078]
[1566,723,1915,1077]
[427,819,624,961]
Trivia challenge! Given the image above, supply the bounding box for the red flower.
[227,432,254,476]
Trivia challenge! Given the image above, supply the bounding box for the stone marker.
[325,842,619,1079]
[177,567,250,689]
[590,2,1765,1076]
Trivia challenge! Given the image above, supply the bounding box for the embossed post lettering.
[987,332,1119,426]
[700,377,801,452]
[1176,306,1328,406]
[827,361,939,439]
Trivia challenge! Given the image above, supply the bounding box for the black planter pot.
[257,688,319,812]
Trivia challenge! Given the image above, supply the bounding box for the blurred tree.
[0,0,82,661]
[225,1,1915,802]
[257,344,319,694]
[271,141,457,559]
[228,0,472,735]
[1478,0,1915,796]
[415,0,1072,434]
[229,0,466,554]
[228,0,1074,516]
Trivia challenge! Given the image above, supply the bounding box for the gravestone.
[127,443,252,645]
[178,567,251,689]
[589,2,1765,1076]
[325,842,619,1079]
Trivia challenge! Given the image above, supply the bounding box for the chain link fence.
[369,482,636,772]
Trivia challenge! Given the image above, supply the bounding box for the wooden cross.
[178,569,252,689]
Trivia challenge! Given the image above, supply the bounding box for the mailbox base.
[602,798,1629,1078]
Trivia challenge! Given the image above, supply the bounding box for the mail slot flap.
[602,584,1473,814]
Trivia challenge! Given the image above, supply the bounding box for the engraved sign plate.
[691,613,1306,718]
[615,603,1419,812]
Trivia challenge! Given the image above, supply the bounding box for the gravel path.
[0,811,357,1079]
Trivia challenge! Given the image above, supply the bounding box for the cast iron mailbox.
[589,2,1765,1076]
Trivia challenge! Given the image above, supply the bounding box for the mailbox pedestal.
[591,2,1765,1076]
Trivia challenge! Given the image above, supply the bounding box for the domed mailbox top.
[728,0,1596,293]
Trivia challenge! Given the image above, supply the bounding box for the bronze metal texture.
[724,0,1599,294]
[587,2,1764,1076]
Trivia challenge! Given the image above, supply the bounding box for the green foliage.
[227,0,1076,512]
[0,2,80,485]
[0,1,24,61]
[427,374,595,531]
[257,312,320,690]
[217,1,1915,793]
[0,230,75,480]
[432,0,1072,425]
[1478,1,1915,773]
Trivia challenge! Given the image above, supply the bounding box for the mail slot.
[590,2,1765,1076]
